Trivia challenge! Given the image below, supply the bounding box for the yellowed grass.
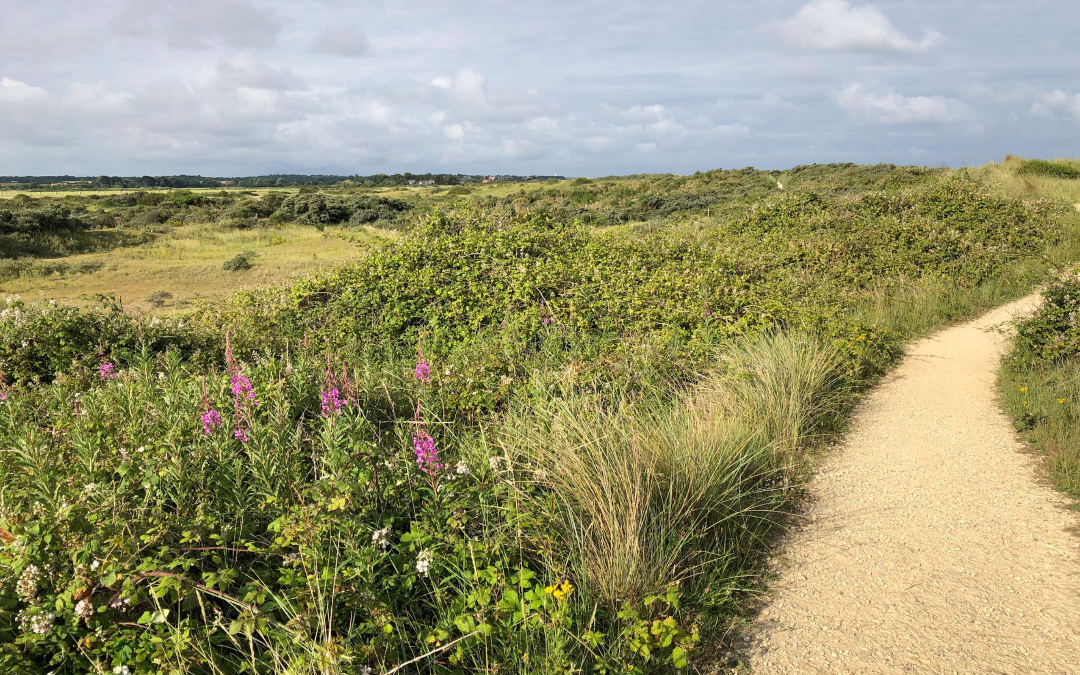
[0,186,301,200]
[974,157,1080,204]
[0,224,393,312]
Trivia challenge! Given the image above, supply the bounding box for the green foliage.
[1000,276,1080,497]
[0,352,713,674]
[1017,159,1080,179]
[145,291,173,309]
[222,251,257,272]
[1011,278,1080,364]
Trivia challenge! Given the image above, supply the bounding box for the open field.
[0,159,1079,674]
[0,225,383,312]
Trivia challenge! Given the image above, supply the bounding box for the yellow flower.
[1020,386,1028,392]
[1059,399,1066,404]
[552,579,573,601]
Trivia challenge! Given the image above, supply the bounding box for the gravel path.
[745,295,1080,674]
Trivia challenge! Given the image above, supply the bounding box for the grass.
[0,224,390,312]
[500,333,845,607]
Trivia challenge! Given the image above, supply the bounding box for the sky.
[1,0,1078,176]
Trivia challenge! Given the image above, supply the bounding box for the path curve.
[745,295,1080,674]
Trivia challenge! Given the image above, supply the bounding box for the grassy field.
[0,159,1078,675]
[0,224,383,312]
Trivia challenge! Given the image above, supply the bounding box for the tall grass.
[500,333,846,606]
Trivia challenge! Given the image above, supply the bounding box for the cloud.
[110,0,281,50]
[837,84,974,125]
[310,26,371,58]
[1031,90,1080,123]
[192,55,307,93]
[0,77,46,103]
[773,0,942,53]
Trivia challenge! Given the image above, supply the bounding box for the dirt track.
[745,295,1080,674]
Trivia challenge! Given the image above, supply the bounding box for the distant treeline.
[0,173,566,190]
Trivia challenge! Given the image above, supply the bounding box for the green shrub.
[1018,159,1080,179]
[222,251,257,272]
[446,186,472,196]
[146,291,173,308]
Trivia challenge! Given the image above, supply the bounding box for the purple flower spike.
[99,362,116,380]
[414,359,431,383]
[201,409,223,436]
[233,426,249,443]
[230,373,258,405]
[321,387,343,417]
[413,429,442,471]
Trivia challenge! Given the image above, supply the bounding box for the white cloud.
[443,123,464,140]
[1031,90,1080,123]
[774,0,942,53]
[191,55,306,93]
[430,77,452,89]
[622,104,666,122]
[0,77,46,103]
[837,83,974,125]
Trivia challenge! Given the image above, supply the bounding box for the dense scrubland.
[0,158,1078,675]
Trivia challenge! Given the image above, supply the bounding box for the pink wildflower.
[230,373,258,404]
[414,359,430,383]
[201,409,223,436]
[414,341,432,383]
[413,429,442,471]
[320,356,347,418]
[233,426,249,443]
[321,387,343,417]
[99,361,116,380]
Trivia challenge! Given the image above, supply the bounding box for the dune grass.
[500,333,847,608]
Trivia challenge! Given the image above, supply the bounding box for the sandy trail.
[745,295,1080,674]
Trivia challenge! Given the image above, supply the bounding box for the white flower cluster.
[359,666,372,675]
[488,456,501,471]
[113,666,132,675]
[30,612,55,635]
[0,307,25,326]
[455,461,470,476]
[90,559,101,571]
[16,564,40,601]
[371,527,391,550]
[416,550,433,576]
[75,598,93,620]
[108,595,133,610]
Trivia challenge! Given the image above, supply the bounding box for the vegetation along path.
[745,295,1080,674]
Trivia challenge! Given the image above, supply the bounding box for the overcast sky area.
[1,0,1078,176]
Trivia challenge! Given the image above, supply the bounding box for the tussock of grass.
[501,333,846,605]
